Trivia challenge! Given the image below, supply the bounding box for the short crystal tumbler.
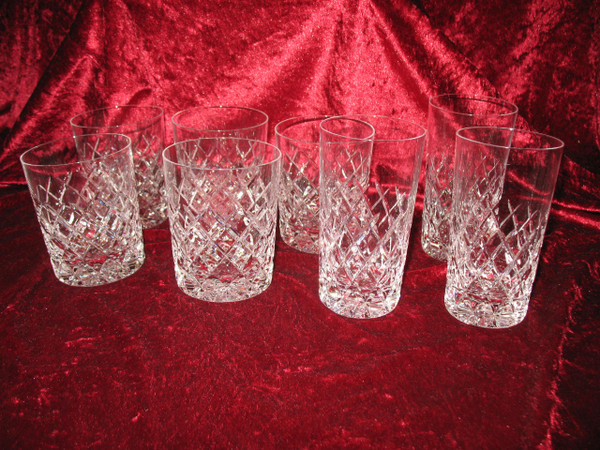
[162,138,281,302]
[319,116,425,319]
[20,134,145,286]
[275,116,329,253]
[445,127,563,328]
[421,94,518,260]
[71,105,167,228]
[172,106,268,142]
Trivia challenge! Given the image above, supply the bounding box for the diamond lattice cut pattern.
[279,143,320,252]
[445,156,546,327]
[320,174,414,319]
[421,153,453,259]
[131,130,167,227]
[34,147,144,286]
[167,144,277,302]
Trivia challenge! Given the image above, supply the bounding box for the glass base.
[319,285,399,319]
[279,221,319,254]
[52,250,145,287]
[421,235,447,261]
[175,273,273,302]
[140,211,168,229]
[281,233,319,254]
[444,286,529,328]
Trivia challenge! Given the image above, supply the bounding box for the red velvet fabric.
[1,0,599,447]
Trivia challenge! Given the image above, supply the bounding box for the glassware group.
[20,99,563,328]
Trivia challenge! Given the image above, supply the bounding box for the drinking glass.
[421,94,518,260]
[319,116,425,319]
[445,127,563,328]
[70,105,167,228]
[20,134,145,286]
[171,106,268,142]
[275,116,329,253]
[162,137,281,302]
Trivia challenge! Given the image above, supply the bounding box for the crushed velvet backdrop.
[1,0,599,447]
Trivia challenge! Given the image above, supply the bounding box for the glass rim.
[274,115,333,145]
[70,105,164,130]
[327,114,427,143]
[171,106,269,134]
[162,137,281,172]
[20,133,132,169]
[319,116,376,142]
[429,93,519,118]
[456,126,564,152]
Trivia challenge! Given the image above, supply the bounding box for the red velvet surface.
[1,0,599,447]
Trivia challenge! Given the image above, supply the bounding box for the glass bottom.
[51,248,145,287]
[279,218,319,254]
[140,210,168,229]
[444,284,529,328]
[420,234,447,261]
[319,284,400,319]
[175,270,273,302]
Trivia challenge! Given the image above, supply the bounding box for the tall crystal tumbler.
[162,138,281,302]
[20,134,145,286]
[445,127,563,328]
[275,116,330,253]
[172,106,268,142]
[319,116,425,319]
[71,105,167,228]
[421,94,518,260]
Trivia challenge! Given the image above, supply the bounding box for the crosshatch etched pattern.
[166,162,278,302]
[421,153,453,260]
[445,159,547,328]
[33,153,145,286]
[131,127,167,228]
[279,143,320,253]
[320,177,414,319]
